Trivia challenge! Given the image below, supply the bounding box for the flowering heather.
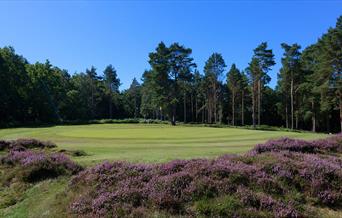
[0,138,56,151]
[249,133,342,155]
[69,134,342,217]
[0,150,82,182]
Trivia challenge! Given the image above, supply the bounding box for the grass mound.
[0,145,82,209]
[68,134,342,217]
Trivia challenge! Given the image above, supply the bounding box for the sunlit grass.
[0,124,326,165]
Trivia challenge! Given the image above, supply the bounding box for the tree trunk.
[257,80,261,126]
[312,100,316,132]
[291,79,294,129]
[160,108,163,120]
[184,92,186,123]
[340,94,342,133]
[195,98,198,122]
[171,105,176,125]
[295,112,298,129]
[207,94,211,123]
[195,96,198,123]
[134,97,137,118]
[232,90,235,126]
[191,93,194,122]
[91,80,94,119]
[326,113,330,133]
[252,83,256,128]
[214,83,217,123]
[241,90,244,126]
[207,100,210,123]
[285,102,288,129]
[109,92,112,119]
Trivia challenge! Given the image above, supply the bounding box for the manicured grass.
[0,124,326,165]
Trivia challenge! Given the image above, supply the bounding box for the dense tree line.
[0,16,341,132]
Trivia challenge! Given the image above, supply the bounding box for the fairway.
[0,124,326,164]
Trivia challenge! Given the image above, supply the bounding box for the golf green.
[0,124,326,164]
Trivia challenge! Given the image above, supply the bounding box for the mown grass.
[0,124,326,165]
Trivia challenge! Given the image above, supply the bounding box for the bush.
[68,134,342,217]
[0,140,11,151]
[249,134,342,155]
[62,118,170,125]
[13,138,56,149]
[0,138,56,151]
[1,150,82,183]
[98,118,140,124]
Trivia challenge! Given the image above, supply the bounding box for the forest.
[1,16,341,133]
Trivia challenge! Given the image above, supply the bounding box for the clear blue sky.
[1,1,341,90]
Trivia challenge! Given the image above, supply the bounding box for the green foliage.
[147,42,196,124]
[0,15,341,132]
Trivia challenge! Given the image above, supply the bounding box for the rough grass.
[0,178,69,218]
[0,124,326,165]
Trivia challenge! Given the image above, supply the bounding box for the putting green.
[0,124,326,164]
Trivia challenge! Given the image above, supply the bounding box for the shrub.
[1,150,82,183]
[249,134,342,155]
[68,134,342,217]
[0,140,11,151]
[0,138,56,151]
[12,138,56,149]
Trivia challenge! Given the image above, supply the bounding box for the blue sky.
[0,1,341,90]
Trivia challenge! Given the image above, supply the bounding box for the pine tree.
[252,42,275,125]
[204,53,226,123]
[279,43,302,129]
[103,65,120,119]
[227,64,241,126]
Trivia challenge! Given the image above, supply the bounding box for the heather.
[68,134,342,217]
[0,138,56,151]
[0,144,82,209]
[0,134,341,217]
[249,134,342,155]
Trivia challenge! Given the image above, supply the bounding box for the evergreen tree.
[86,66,99,118]
[247,58,261,128]
[204,53,226,123]
[227,64,241,126]
[239,71,249,126]
[279,43,302,129]
[126,78,141,118]
[103,65,120,119]
[148,42,195,125]
[252,42,275,125]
